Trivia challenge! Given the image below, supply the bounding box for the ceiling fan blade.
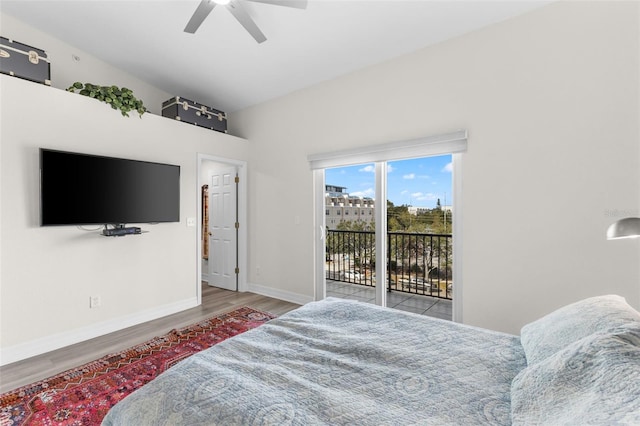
[227,0,267,43]
[184,0,217,34]
[244,0,308,9]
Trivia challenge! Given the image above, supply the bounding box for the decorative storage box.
[162,96,227,133]
[0,37,51,85]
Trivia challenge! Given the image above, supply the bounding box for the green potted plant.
[66,82,146,117]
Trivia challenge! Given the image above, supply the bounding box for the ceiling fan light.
[213,0,231,5]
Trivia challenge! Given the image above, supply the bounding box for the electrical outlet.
[90,295,101,309]
[186,217,196,227]
[256,266,261,276]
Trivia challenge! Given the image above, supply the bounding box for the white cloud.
[387,165,395,173]
[350,188,375,198]
[410,192,438,202]
[442,162,453,173]
[403,173,416,180]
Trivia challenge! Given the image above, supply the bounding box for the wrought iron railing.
[326,230,452,299]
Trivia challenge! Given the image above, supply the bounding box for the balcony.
[325,230,452,319]
[326,280,452,320]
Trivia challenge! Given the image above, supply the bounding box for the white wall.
[232,1,640,334]
[1,13,171,115]
[1,1,638,358]
[0,75,249,363]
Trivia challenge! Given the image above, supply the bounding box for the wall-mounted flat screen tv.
[40,149,180,226]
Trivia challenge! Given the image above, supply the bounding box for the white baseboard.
[246,282,313,306]
[0,297,199,366]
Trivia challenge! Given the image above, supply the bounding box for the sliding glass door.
[310,130,466,322]
[320,155,453,320]
[384,156,453,320]
[324,163,379,304]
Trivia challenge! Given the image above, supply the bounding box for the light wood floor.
[0,283,300,393]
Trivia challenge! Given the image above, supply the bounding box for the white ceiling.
[0,0,551,112]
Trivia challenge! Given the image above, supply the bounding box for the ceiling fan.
[184,0,308,44]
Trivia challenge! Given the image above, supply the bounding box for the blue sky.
[325,154,452,208]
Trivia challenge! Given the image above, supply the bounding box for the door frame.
[196,153,248,305]
[309,130,466,323]
[313,157,462,322]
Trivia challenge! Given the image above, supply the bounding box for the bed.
[102,295,640,425]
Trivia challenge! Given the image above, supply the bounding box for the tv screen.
[40,149,180,226]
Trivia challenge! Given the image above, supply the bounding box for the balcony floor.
[326,280,452,321]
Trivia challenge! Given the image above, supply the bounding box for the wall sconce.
[607,217,640,240]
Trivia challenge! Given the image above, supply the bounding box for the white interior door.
[208,166,237,291]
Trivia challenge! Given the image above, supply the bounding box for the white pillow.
[520,295,640,365]
[511,328,640,425]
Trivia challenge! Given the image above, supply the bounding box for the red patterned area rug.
[0,306,275,425]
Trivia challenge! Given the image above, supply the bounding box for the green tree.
[430,210,443,233]
[336,220,373,231]
[387,203,412,231]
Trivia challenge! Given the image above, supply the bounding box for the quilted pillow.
[511,328,640,425]
[520,295,640,365]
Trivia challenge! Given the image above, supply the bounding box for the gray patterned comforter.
[102,298,526,425]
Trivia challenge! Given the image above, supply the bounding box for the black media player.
[102,227,142,237]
